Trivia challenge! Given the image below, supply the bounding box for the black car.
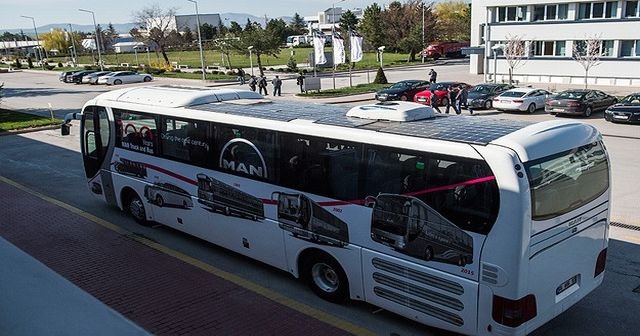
[375,80,431,102]
[545,89,617,117]
[466,83,514,109]
[59,70,76,82]
[66,70,98,84]
[604,93,640,124]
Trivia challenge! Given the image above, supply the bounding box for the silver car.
[82,71,112,84]
[97,71,153,85]
[492,87,551,113]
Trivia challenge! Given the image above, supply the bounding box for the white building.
[470,0,640,87]
[304,7,363,34]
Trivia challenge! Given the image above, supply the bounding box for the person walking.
[237,68,246,85]
[456,85,470,115]
[429,69,437,84]
[429,88,442,113]
[445,86,460,114]
[296,72,305,93]
[271,75,282,96]
[248,75,257,92]
[258,75,268,95]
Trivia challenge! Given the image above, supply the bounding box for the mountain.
[221,13,294,26]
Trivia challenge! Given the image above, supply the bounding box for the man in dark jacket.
[456,85,469,115]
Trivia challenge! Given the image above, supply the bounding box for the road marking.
[0,175,375,336]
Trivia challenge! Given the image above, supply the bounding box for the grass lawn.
[299,83,391,98]
[0,108,62,132]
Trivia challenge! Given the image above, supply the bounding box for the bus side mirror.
[61,112,80,136]
[364,196,376,208]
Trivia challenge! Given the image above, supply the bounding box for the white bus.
[65,86,610,335]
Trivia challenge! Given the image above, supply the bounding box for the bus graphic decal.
[144,182,194,209]
[196,173,265,221]
[368,193,473,267]
[272,192,349,247]
[112,158,148,178]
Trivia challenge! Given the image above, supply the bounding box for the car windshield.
[500,91,527,98]
[556,91,586,99]
[471,85,494,94]
[620,94,640,105]
[429,83,448,91]
[389,82,413,89]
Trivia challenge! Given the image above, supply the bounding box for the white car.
[97,71,153,85]
[492,87,551,113]
[81,71,112,84]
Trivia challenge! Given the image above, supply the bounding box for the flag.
[350,32,364,62]
[332,33,345,65]
[313,33,326,65]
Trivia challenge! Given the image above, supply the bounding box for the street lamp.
[133,46,139,66]
[422,2,425,63]
[248,46,254,76]
[491,44,505,83]
[78,9,104,70]
[331,0,346,89]
[378,46,385,69]
[20,15,42,68]
[187,0,206,81]
[67,23,78,66]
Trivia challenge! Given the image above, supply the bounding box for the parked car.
[375,80,431,102]
[413,81,471,106]
[66,70,98,84]
[466,83,515,110]
[97,71,153,85]
[493,87,551,113]
[59,70,76,82]
[81,71,112,84]
[545,89,618,117]
[604,93,640,124]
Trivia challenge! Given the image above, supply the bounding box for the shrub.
[287,56,298,72]
[57,62,63,68]
[146,67,166,75]
[268,67,275,71]
[373,67,388,84]
[14,59,22,69]
[226,71,234,76]
[27,57,33,68]
[46,65,55,70]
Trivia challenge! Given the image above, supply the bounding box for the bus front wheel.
[125,190,149,226]
[303,252,349,303]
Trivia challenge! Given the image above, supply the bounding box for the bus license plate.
[556,274,579,295]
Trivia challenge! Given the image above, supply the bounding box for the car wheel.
[302,252,349,303]
[484,100,492,109]
[143,76,152,82]
[440,97,449,107]
[400,95,408,101]
[114,79,122,85]
[527,103,536,114]
[584,106,593,117]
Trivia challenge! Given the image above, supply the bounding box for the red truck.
[421,41,470,59]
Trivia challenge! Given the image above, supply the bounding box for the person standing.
[296,72,305,93]
[237,68,245,85]
[271,75,282,96]
[429,88,441,113]
[429,69,437,84]
[248,75,257,92]
[258,75,268,95]
[456,85,469,115]
[445,86,460,114]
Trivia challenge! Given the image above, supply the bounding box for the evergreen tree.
[373,67,388,84]
[266,18,288,44]
[182,27,194,44]
[359,3,385,51]
[289,13,307,35]
[200,23,216,40]
[229,21,243,35]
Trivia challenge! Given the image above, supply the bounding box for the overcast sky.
[0,0,389,30]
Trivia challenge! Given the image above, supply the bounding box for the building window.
[578,2,618,19]
[534,4,569,21]
[620,40,640,57]
[532,41,566,56]
[575,40,615,57]
[626,1,639,17]
[496,6,527,22]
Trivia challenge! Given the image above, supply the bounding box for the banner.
[350,32,364,62]
[332,34,345,65]
[313,33,327,65]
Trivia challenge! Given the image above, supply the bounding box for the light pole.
[20,15,42,68]
[378,46,385,69]
[331,0,346,89]
[79,9,104,70]
[68,23,78,66]
[187,0,206,81]
[146,47,151,66]
[248,46,254,76]
[422,2,425,63]
[133,46,139,66]
[491,44,504,83]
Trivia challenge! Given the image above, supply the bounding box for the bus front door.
[81,106,114,203]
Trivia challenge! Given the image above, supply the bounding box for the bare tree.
[573,37,604,89]
[131,4,178,65]
[503,34,527,85]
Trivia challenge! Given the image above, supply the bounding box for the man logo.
[219,138,268,178]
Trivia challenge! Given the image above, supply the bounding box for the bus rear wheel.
[303,252,349,303]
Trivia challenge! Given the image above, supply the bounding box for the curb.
[0,124,61,136]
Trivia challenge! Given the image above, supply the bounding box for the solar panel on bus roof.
[191,101,347,122]
[316,115,378,127]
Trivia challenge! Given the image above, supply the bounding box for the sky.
[0,0,388,30]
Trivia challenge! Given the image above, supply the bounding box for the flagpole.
[348,29,352,87]
[313,31,317,77]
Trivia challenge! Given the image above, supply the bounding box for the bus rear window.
[525,141,609,221]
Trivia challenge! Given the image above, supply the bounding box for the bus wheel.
[155,195,164,207]
[126,192,148,226]
[424,247,434,261]
[303,252,349,303]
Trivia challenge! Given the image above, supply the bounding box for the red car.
[413,82,471,106]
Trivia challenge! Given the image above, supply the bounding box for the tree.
[182,26,194,44]
[373,67,388,84]
[503,34,528,85]
[200,23,216,40]
[433,0,471,41]
[132,4,179,64]
[231,23,281,76]
[573,37,605,89]
[289,13,307,35]
[229,21,243,35]
[40,29,69,53]
[395,1,436,62]
[266,18,288,44]
[359,3,385,51]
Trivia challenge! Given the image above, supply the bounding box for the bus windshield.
[525,141,609,220]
